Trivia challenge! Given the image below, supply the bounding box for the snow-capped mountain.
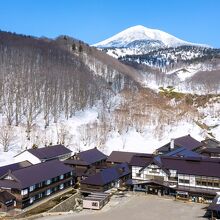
[93,25,202,48]
[93,25,220,88]
[93,25,209,58]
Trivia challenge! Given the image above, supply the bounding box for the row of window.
[179,179,190,184]
[135,172,161,178]
[21,173,72,195]
[29,183,66,204]
[134,169,220,189]
[169,178,220,188]
[196,180,220,188]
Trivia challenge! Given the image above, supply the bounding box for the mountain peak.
[93,25,209,48]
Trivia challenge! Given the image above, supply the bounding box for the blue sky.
[0,0,219,47]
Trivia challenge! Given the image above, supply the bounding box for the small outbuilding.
[82,192,110,210]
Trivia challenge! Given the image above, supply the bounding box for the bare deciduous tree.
[0,125,14,152]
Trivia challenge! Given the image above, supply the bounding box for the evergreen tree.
[72,43,76,51]
[79,44,83,52]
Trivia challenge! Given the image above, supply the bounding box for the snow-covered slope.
[1,92,220,166]
[93,25,208,48]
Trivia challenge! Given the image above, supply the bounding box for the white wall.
[83,200,100,210]
[132,165,167,181]
[14,151,41,164]
[178,174,220,190]
[178,174,195,187]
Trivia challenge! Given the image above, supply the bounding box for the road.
[38,195,208,220]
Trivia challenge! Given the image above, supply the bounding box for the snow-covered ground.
[165,63,215,81]
[1,101,219,166]
[0,108,98,166]
[142,72,220,95]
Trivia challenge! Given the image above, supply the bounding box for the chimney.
[170,138,175,149]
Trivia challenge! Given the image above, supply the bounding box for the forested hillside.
[0,31,219,166]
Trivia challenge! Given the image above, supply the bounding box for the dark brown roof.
[157,135,203,154]
[0,191,16,204]
[0,160,73,189]
[0,161,32,178]
[160,156,220,178]
[81,163,130,186]
[130,154,153,167]
[64,159,90,166]
[0,179,20,189]
[77,148,107,164]
[26,145,72,160]
[107,151,151,164]
[131,154,220,179]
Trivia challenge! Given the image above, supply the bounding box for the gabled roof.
[81,163,130,186]
[130,154,153,167]
[77,147,107,165]
[174,135,203,150]
[138,156,170,175]
[0,179,21,189]
[0,161,32,178]
[0,160,73,189]
[157,135,203,154]
[160,156,220,178]
[107,151,152,164]
[0,191,16,204]
[26,145,72,160]
[107,151,137,164]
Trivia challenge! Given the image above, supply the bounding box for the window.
[207,182,213,187]
[196,180,201,186]
[46,179,51,185]
[149,168,159,174]
[29,185,35,192]
[46,189,51,196]
[202,181,207,186]
[21,189,28,195]
[179,179,190,184]
[37,182,42,188]
[92,202,98,207]
[214,182,219,188]
[59,184,64,190]
[30,197,35,204]
[38,193,42,199]
[60,174,64,180]
[136,173,141,177]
